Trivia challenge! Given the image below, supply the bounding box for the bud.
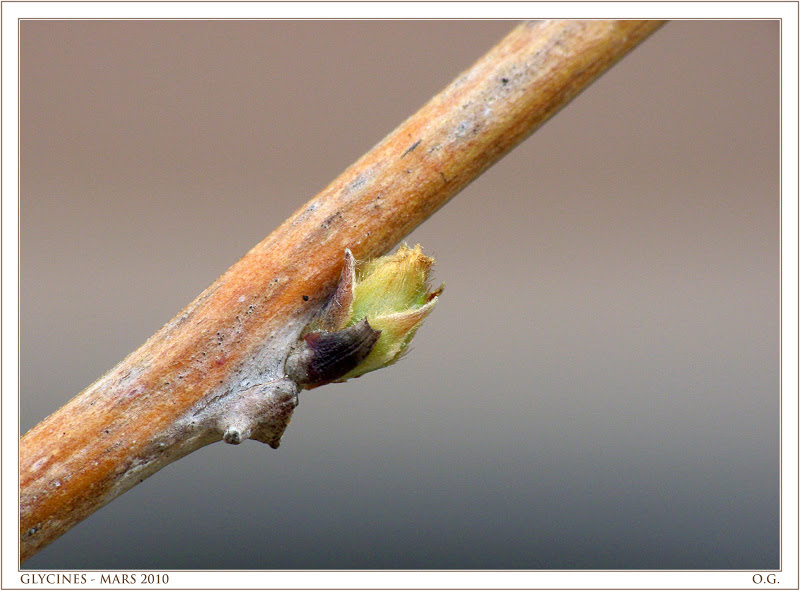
[343,244,442,380]
[285,244,442,388]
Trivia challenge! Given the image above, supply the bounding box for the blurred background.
[20,20,778,569]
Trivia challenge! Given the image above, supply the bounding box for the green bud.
[342,244,442,380]
[285,244,442,388]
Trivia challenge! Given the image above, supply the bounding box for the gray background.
[21,20,778,569]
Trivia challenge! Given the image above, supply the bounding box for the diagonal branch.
[20,19,665,562]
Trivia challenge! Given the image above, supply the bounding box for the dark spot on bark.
[501,77,509,84]
[303,295,309,301]
[322,211,342,229]
[223,428,243,445]
[401,139,421,158]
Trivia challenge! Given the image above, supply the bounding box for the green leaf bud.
[340,244,442,380]
[285,244,442,388]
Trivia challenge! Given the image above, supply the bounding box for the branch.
[20,19,665,562]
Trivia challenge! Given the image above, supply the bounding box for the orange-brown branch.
[20,19,665,562]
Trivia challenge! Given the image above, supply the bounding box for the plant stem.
[20,19,665,562]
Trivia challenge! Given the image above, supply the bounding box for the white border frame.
[3,3,797,590]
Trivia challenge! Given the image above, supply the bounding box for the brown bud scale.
[284,319,381,389]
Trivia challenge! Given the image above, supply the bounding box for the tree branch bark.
[20,19,665,562]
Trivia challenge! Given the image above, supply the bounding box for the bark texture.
[20,20,665,562]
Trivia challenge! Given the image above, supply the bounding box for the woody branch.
[20,20,665,562]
